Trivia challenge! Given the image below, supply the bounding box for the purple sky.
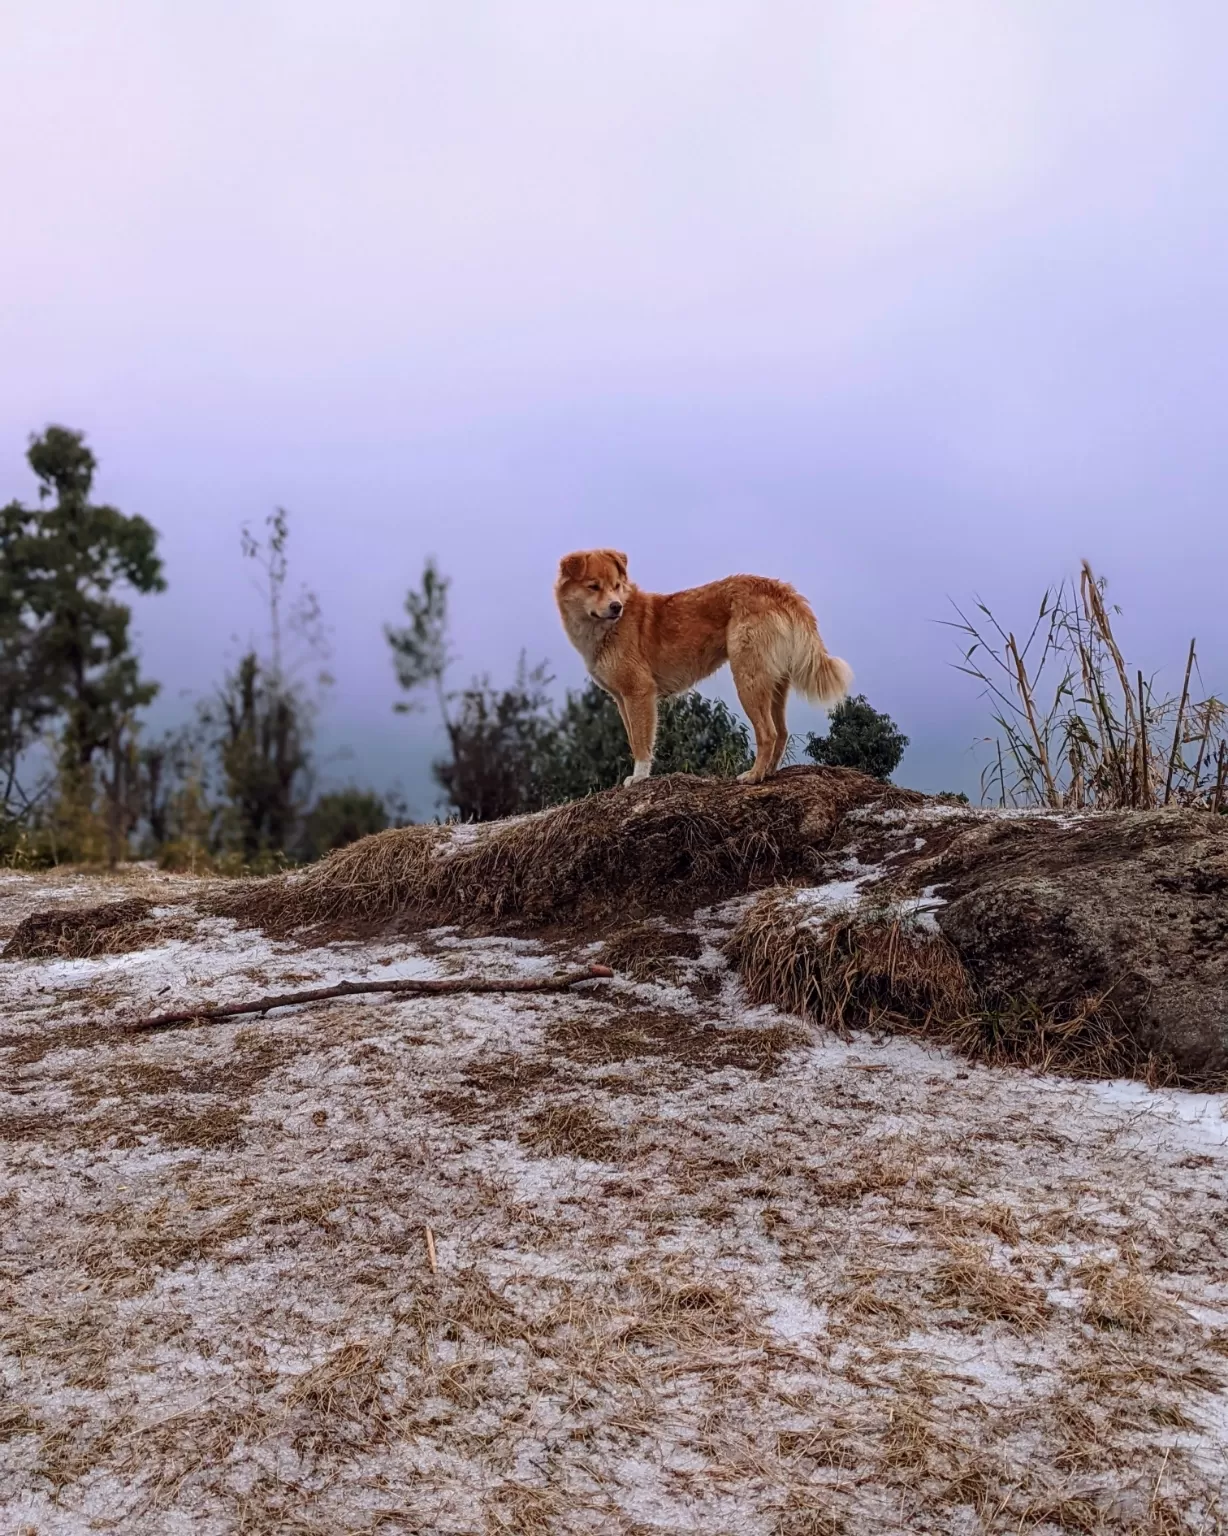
[4,3,1227,815]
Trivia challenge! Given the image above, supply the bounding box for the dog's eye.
[587,583,601,592]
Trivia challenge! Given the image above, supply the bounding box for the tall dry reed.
[951,561,1226,810]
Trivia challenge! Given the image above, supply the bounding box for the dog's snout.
[608,601,623,617]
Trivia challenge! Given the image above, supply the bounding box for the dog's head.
[555,549,630,624]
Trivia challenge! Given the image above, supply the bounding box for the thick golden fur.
[555,549,853,785]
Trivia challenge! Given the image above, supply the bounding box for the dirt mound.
[217,767,913,936]
[729,802,1228,1086]
[3,898,161,960]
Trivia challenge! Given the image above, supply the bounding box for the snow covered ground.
[2,867,1227,1533]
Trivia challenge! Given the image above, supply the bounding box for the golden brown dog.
[555,549,853,785]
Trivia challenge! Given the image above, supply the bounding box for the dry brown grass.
[518,1100,625,1161]
[547,1004,806,1076]
[935,1241,1051,1330]
[953,562,1228,812]
[728,895,972,1035]
[598,921,705,981]
[6,867,1228,1535]
[729,889,1199,1087]
[284,1340,396,1450]
[613,1263,757,1352]
[1079,1258,1168,1334]
[211,767,908,937]
[773,1492,849,1535]
[2,897,190,959]
[934,994,1185,1088]
[0,1401,41,1441]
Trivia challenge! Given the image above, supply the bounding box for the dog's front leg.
[620,691,658,786]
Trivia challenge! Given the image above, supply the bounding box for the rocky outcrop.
[735,800,1228,1083]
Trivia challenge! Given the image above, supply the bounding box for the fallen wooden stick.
[123,963,615,1034]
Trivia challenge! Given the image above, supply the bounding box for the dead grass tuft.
[935,1241,1050,1330]
[935,993,1184,1088]
[773,1492,849,1536]
[548,1004,806,1076]
[211,768,907,936]
[728,895,972,1034]
[285,1340,395,1449]
[519,1100,625,1162]
[1079,1258,1167,1334]
[598,922,705,981]
[615,1268,755,1351]
[2,897,190,959]
[0,1401,41,1441]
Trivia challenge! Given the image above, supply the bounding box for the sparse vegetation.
[953,560,1227,810]
[0,440,391,869]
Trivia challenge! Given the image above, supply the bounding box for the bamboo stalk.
[1192,708,1212,796]
[1008,633,1059,806]
[1212,743,1227,817]
[1163,639,1197,806]
[1137,671,1151,808]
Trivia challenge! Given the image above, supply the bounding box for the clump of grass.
[933,993,1183,1087]
[518,1101,624,1162]
[2,898,190,960]
[726,895,973,1035]
[598,922,704,981]
[773,1493,849,1535]
[951,561,1227,811]
[284,1340,395,1451]
[1078,1258,1166,1334]
[935,1241,1050,1331]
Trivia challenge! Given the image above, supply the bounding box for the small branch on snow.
[123,964,615,1034]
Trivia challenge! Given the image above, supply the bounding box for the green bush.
[539,683,752,803]
[301,787,391,860]
[805,695,908,782]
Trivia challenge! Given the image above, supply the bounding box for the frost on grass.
[2,868,1228,1534]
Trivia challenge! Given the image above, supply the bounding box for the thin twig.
[124,964,615,1033]
[1213,743,1227,817]
[424,1225,438,1273]
[1163,639,1196,806]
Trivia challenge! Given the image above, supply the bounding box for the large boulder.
[734,801,1228,1083]
[917,810,1228,1077]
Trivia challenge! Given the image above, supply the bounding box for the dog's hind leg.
[729,651,780,784]
[769,678,791,773]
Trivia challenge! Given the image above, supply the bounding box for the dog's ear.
[558,552,587,582]
[603,549,629,579]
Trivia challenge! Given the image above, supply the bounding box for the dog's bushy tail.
[779,611,853,706]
